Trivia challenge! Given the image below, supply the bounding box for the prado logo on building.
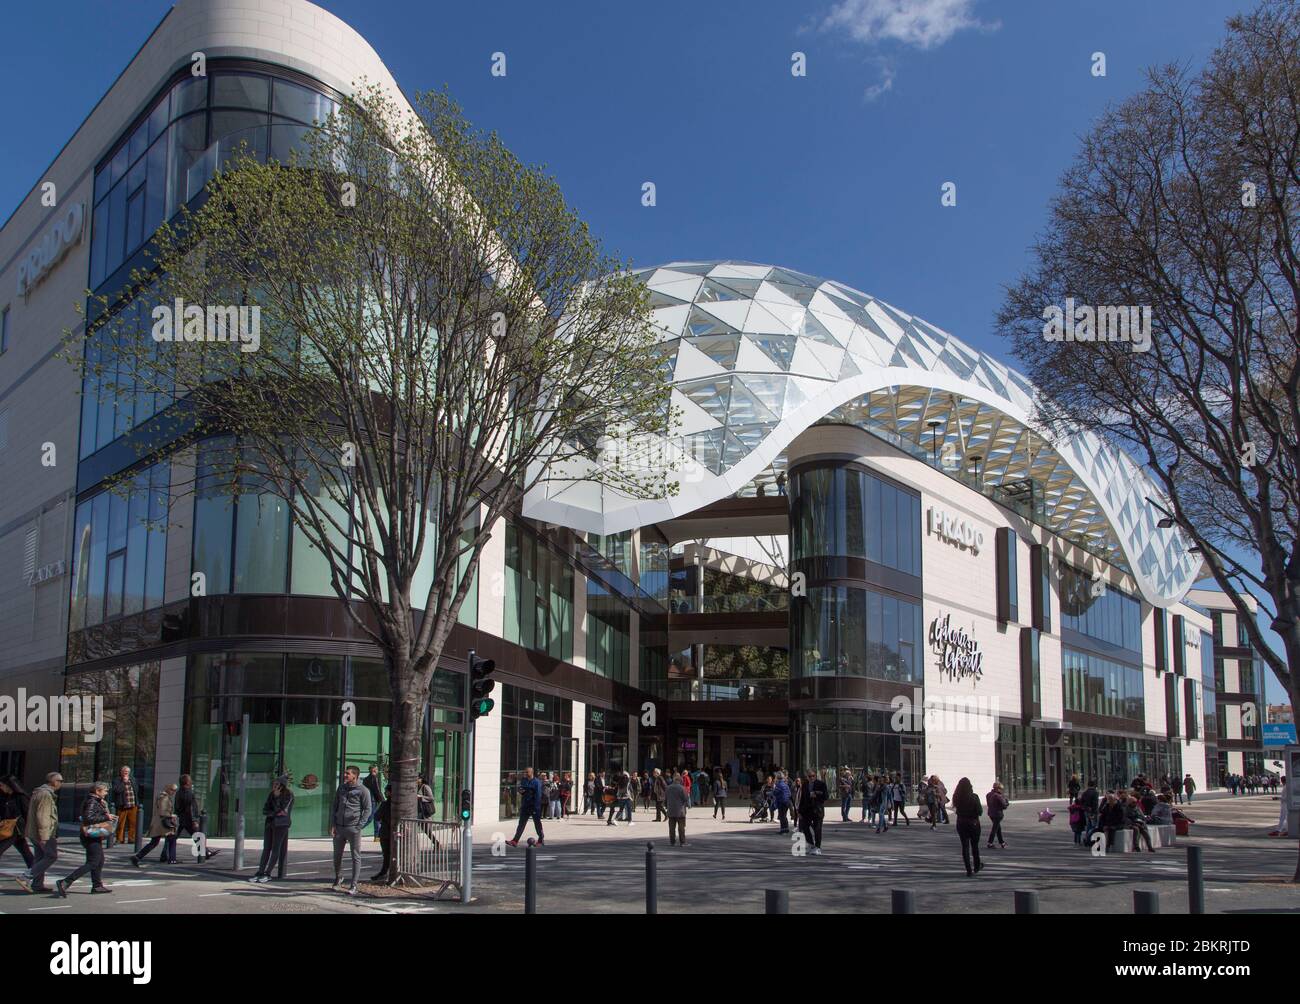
[1042,297,1151,352]
[50,937,151,984]
[151,298,261,352]
[0,689,103,742]
[928,506,984,554]
[16,202,84,297]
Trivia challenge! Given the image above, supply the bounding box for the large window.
[505,522,573,661]
[793,585,923,683]
[1061,645,1145,722]
[1058,563,1142,654]
[69,460,169,630]
[794,708,919,784]
[498,685,573,818]
[90,70,337,290]
[586,587,631,683]
[790,464,921,575]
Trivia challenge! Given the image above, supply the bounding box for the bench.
[1110,823,1176,852]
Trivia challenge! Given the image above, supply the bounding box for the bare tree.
[999,1,1299,876]
[72,84,674,880]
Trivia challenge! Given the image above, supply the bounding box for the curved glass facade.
[790,464,921,574]
[793,586,923,682]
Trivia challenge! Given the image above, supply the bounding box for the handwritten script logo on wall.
[929,613,983,682]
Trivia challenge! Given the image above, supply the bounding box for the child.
[1068,798,1086,845]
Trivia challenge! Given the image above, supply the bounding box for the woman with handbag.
[249,776,294,883]
[56,781,116,896]
[0,776,35,868]
[130,784,179,866]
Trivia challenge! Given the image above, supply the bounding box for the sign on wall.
[929,612,984,682]
[928,506,985,555]
[16,202,84,298]
[1263,723,1297,748]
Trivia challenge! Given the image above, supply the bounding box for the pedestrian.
[363,765,383,841]
[1099,792,1126,851]
[15,772,62,893]
[773,771,792,834]
[594,770,608,819]
[952,777,983,877]
[330,764,373,895]
[1067,773,1081,803]
[371,785,394,881]
[712,769,728,819]
[837,768,854,822]
[924,775,941,831]
[583,772,596,815]
[934,776,950,824]
[0,776,34,870]
[131,783,179,868]
[1123,794,1155,852]
[618,770,635,825]
[548,773,564,820]
[874,776,891,833]
[416,774,434,820]
[1080,778,1100,844]
[798,767,828,854]
[652,768,668,821]
[892,773,910,826]
[111,765,140,847]
[790,772,804,832]
[1183,773,1196,803]
[666,771,689,846]
[641,772,653,812]
[175,774,218,861]
[507,767,545,847]
[56,781,116,897]
[247,776,292,882]
[985,781,1008,849]
[1068,797,1086,845]
[681,768,693,808]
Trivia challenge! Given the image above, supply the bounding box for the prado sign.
[928,506,984,555]
[16,202,84,298]
[929,612,984,682]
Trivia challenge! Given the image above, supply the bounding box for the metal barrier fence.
[394,818,462,897]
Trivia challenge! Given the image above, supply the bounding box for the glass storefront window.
[1059,563,1142,654]
[790,463,920,575]
[792,585,923,682]
[505,521,574,660]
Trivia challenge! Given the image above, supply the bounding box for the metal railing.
[394,817,462,897]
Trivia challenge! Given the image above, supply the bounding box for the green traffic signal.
[473,696,495,717]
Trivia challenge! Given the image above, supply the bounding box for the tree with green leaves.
[998,2,1299,876]
[72,83,674,882]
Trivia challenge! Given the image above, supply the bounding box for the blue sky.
[0,0,1284,699]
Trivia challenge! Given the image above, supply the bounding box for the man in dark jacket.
[363,765,383,840]
[1080,779,1101,844]
[330,764,373,894]
[665,772,690,846]
[370,785,393,881]
[773,772,793,834]
[652,768,668,821]
[508,767,545,847]
[797,768,828,854]
[985,782,1009,848]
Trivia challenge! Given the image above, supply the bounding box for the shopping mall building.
[0,0,1243,836]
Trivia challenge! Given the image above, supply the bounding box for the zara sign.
[928,506,985,555]
[16,202,85,298]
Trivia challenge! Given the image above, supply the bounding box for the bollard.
[524,839,538,914]
[1013,890,1039,914]
[764,888,789,914]
[891,889,915,914]
[645,842,658,915]
[1187,845,1204,915]
[1133,890,1159,914]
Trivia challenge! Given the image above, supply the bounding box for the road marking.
[199,892,232,898]
[29,905,72,911]
[120,897,167,904]
[113,879,157,887]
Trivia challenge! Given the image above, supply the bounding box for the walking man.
[798,767,828,854]
[1183,773,1196,803]
[330,764,373,895]
[652,768,668,821]
[111,766,139,846]
[666,771,689,846]
[363,765,383,841]
[15,772,61,893]
[507,767,545,847]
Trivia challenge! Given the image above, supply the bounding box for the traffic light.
[468,650,496,720]
[459,789,473,822]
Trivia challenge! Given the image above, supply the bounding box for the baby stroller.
[749,791,771,823]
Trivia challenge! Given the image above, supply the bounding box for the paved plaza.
[1,790,1294,915]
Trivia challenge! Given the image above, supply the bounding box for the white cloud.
[863,63,896,102]
[821,0,991,50]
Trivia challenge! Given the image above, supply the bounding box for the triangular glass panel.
[686,306,740,338]
[767,266,822,288]
[678,376,734,425]
[748,334,799,371]
[838,353,862,380]
[697,278,752,303]
[684,428,726,475]
[665,262,717,276]
[648,288,689,309]
[766,280,817,307]
[690,333,741,369]
[730,374,787,423]
[799,310,842,347]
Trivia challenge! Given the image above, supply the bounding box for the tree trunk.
[385,660,428,884]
